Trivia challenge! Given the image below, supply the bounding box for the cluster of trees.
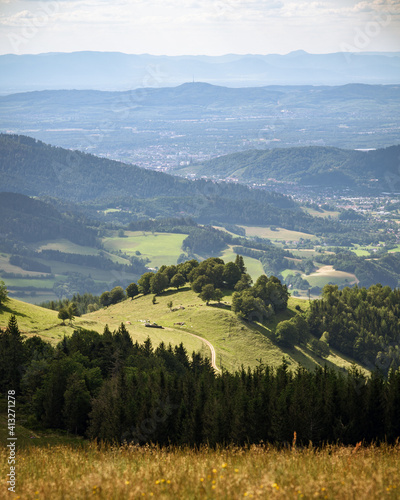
[232,275,289,321]
[188,256,243,292]
[306,284,400,374]
[182,227,229,256]
[99,286,126,308]
[2,316,400,446]
[58,302,79,325]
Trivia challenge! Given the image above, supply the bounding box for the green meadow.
[0,287,366,375]
[102,231,188,268]
[240,225,317,241]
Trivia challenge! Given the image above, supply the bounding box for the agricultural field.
[301,206,340,219]
[32,239,100,256]
[1,440,398,500]
[102,231,188,268]
[304,265,358,288]
[240,225,317,242]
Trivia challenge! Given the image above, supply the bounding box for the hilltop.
[0,291,366,374]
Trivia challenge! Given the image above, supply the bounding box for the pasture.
[0,288,366,375]
[240,226,317,242]
[102,231,188,268]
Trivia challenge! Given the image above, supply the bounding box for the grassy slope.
[102,231,188,268]
[0,290,367,375]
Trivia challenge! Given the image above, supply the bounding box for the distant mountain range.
[0,51,399,94]
[178,145,400,191]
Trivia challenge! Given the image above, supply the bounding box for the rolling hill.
[178,145,400,190]
[0,133,294,207]
[0,292,367,375]
[1,134,328,231]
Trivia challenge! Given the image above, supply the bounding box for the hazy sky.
[0,0,399,55]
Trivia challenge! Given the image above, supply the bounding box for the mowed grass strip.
[1,442,399,499]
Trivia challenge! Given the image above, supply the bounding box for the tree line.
[1,315,399,447]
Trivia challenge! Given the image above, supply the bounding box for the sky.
[0,0,399,56]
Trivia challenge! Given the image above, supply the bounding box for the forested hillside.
[0,192,97,247]
[0,134,333,230]
[182,145,400,190]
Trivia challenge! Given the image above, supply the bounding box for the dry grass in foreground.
[1,442,399,499]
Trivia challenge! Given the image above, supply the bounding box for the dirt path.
[186,331,221,373]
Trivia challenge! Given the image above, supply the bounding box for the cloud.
[353,0,400,13]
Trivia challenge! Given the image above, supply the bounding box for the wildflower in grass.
[212,468,217,473]
[200,478,204,482]
[125,481,130,485]
[212,485,216,489]
[235,468,239,473]
[222,462,227,468]
[167,480,171,484]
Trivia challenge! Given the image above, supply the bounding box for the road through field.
[185,331,221,373]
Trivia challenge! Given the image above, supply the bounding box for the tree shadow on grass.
[159,286,191,297]
[0,303,28,319]
[292,345,348,373]
[207,302,231,311]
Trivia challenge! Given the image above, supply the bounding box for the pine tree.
[0,315,25,393]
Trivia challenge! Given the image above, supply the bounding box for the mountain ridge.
[1,51,399,94]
